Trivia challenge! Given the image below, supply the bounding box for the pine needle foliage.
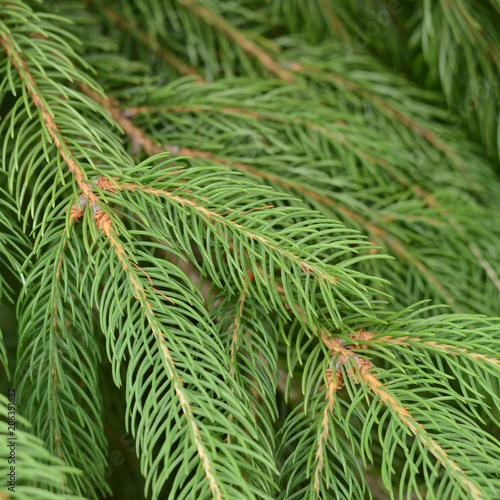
[1,1,500,499]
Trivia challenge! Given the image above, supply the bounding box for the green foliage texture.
[0,1,500,499]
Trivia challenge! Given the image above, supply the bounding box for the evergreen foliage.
[0,1,499,499]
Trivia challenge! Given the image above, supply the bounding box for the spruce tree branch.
[76,7,500,318]
[321,326,491,499]
[3,2,500,499]
[91,195,278,496]
[126,99,491,245]
[321,323,500,498]
[15,217,109,496]
[124,103,447,241]
[361,370,484,500]
[132,97,500,300]
[355,329,500,369]
[57,84,500,301]
[313,378,338,495]
[121,100,463,220]
[171,0,466,171]
[183,153,458,308]
[79,90,465,308]
[0,28,98,205]
[126,102,389,167]
[82,87,457,214]
[176,0,295,82]
[105,179,341,286]
[92,208,222,499]
[92,2,203,80]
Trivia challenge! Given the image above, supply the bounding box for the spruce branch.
[104,0,490,179]
[361,370,484,500]
[89,204,279,498]
[0,1,131,231]
[0,14,96,204]
[316,315,500,499]
[277,374,368,499]
[82,80,500,316]
[97,163,384,330]
[312,379,338,495]
[93,3,202,81]
[15,211,109,497]
[0,395,87,499]
[258,0,500,165]
[94,210,225,499]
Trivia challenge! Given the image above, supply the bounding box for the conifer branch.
[0,16,125,492]
[93,209,223,499]
[78,43,500,323]
[317,320,500,499]
[120,182,340,286]
[0,30,96,204]
[16,224,109,496]
[83,89,467,311]
[94,2,202,80]
[313,379,338,495]
[87,167,380,332]
[77,177,278,498]
[361,371,483,500]
[89,81,500,315]
[177,0,295,82]
[122,95,497,220]
[356,329,500,371]
[146,0,469,172]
